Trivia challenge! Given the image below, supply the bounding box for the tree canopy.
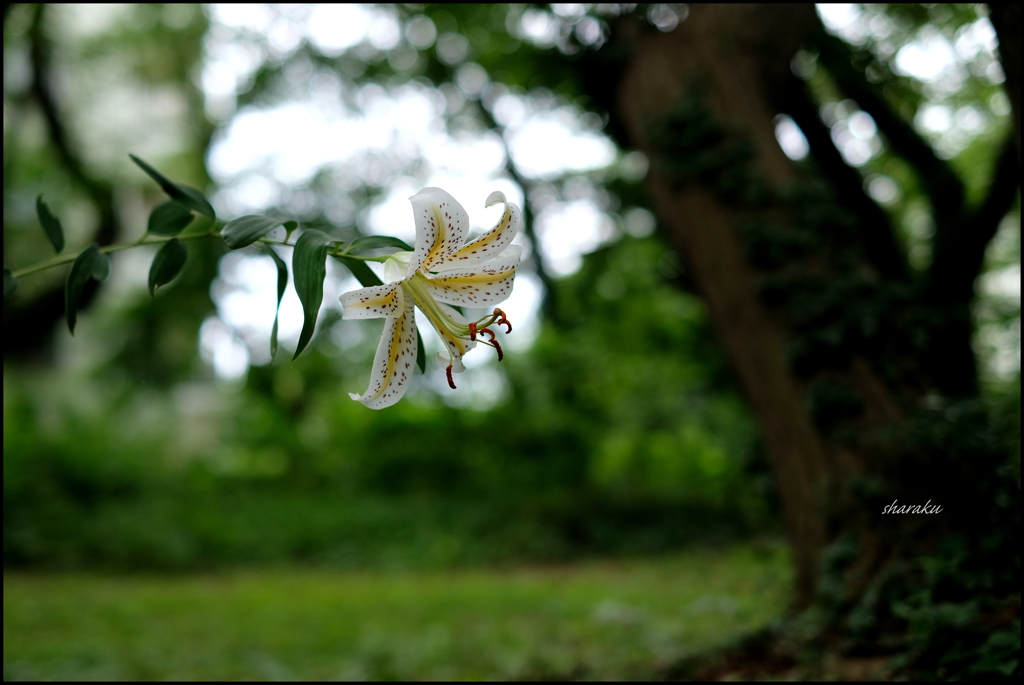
[3,3,1019,680]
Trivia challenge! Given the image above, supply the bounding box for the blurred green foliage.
[4,230,773,570]
[3,543,791,680]
[2,3,1019,679]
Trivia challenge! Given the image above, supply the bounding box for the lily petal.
[340,282,405,319]
[422,246,521,307]
[434,352,466,373]
[434,194,521,272]
[414,295,477,365]
[408,187,468,275]
[349,301,418,409]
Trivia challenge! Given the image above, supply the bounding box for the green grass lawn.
[4,541,790,681]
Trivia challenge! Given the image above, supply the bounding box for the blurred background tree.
[4,3,1019,679]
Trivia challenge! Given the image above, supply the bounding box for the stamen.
[469,322,477,341]
[493,308,512,333]
[446,364,457,389]
[478,327,504,361]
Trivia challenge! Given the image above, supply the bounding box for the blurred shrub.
[4,233,779,571]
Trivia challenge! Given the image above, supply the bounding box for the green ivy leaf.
[148,238,188,296]
[222,215,289,250]
[129,154,216,218]
[36,196,65,254]
[147,200,195,236]
[4,266,17,300]
[260,243,288,358]
[292,229,335,360]
[347,235,414,252]
[65,245,104,335]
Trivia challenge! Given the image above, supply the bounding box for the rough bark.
[988,4,1020,165]
[610,4,1017,615]
[613,4,829,605]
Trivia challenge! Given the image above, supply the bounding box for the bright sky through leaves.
[201,3,617,390]
[194,3,1017,388]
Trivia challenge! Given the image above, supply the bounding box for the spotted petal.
[434,192,521,273]
[349,301,418,409]
[423,245,521,307]
[340,282,404,319]
[407,187,468,276]
[414,296,477,366]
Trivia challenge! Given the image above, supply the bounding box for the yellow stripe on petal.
[435,201,521,272]
[431,301,476,361]
[349,302,418,409]
[404,279,476,359]
[409,188,468,275]
[424,267,517,308]
[340,282,404,320]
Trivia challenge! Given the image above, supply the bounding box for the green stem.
[12,230,387,279]
[13,233,209,278]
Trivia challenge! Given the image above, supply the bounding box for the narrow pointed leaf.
[416,333,426,374]
[347,235,414,252]
[129,154,215,218]
[91,252,111,282]
[148,238,188,296]
[260,243,288,358]
[65,245,103,335]
[292,229,335,359]
[222,215,286,250]
[36,196,65,253]
[148,200,195,236]
[335,255,383,287]
[4,266,17,299]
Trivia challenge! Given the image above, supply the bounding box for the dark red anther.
[446,364,457,389]
[469,322,477,341]
[477,327,504,360]
[493,308,512,333]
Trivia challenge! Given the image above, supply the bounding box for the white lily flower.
[340,187,521,409]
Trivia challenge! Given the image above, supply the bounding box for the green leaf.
[65,245,104,335]
[335,255,383,287]
[416,333,426,374]
[4,266,17,300]
[260,243,288,358]
[347,235,414,252]
[129,154,215,218]
[222,215,286,250]
[91,252,111,282]
[292,229,335,359]
[36,196,65,253]
[148,238,188,296]
[147,200,195,236]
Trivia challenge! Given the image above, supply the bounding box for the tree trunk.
[613,4,829,606]
[610,4,1020,634]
